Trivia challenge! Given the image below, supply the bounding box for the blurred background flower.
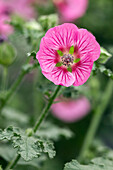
[0,15,13,36]
[0,0,10,15]
[7,0,36,19]
[0,0,12,36]
[51,96,91,122]
[0,0,36,36]
[53,0,88,22]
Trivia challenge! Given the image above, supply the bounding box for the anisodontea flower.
[0,0,8,15]
[37,23,100,87]
[53,0,88,22]
[0,15,13,36]
[51,97,91,123]
[7,0,35,19]
[0,0,13,36]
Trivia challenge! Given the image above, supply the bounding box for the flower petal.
[36,38,57,72]
[44,23,79,49]
[72,54,93,86]
[76,29,100,61]
[56,0,88,22]
[42,67,75,87]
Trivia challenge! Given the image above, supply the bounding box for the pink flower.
[37,23,100,87]
[0,0,9,14]
[0,0,13,36]
[7,0,35,19]
[53,0,88,22]
[0,0,35,36]
[0,0,6,14]
[51,97,91,123]
[0,15,13,36]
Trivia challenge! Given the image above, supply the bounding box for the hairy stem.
[5,85,62,169]
[78,79,113,162]
[33,85,62,133]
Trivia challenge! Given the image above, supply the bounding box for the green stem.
[1,67,8,91]
[5,154,21,170]
[5,85,62,169]
[33,85,62,133]
[0,57,38,112]
[78,79,113,162]
[5,72,25,103]
[0,71,25,111]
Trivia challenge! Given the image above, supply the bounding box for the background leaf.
[97,47,112,64]
[64,157,113,170]
[37,122,73,141]
[0,126,56,161]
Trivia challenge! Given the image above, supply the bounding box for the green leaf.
[10,15,25,32]
[13,136,42,161]
[14,136,56,161]
[0,42,16,67]
[25,20,42,31]
[57,50,63,56]
[55,62,62,67]
[69,46,74,54]
[64,157,113,170]
[1,107,29,125]
[42,140,56,159]
[22,63,39,74]
[74,58,80,63]
[67,67,72,73]
[0,165,2,170]
[81,139,113,163]
[0,126,56,161]
[39,14,58,31]
[99,65,113,80]
[37,122,73,141]
[98,47,112,64]
[0,144,47,168]
[0,126,20,140]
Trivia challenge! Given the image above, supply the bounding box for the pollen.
[61,54,74,67]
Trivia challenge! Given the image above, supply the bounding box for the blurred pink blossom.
[0,0,12,36]
[53,0,88,22]
[0,0,36,36]
[7,0,35,19]
[0,0,11,15]
[51,97,91,123]
[0,0,6,14]
[0,15,13,36]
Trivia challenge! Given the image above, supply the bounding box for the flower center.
[61,54,74,67]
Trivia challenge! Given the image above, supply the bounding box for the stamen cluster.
[61,54,74,67]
